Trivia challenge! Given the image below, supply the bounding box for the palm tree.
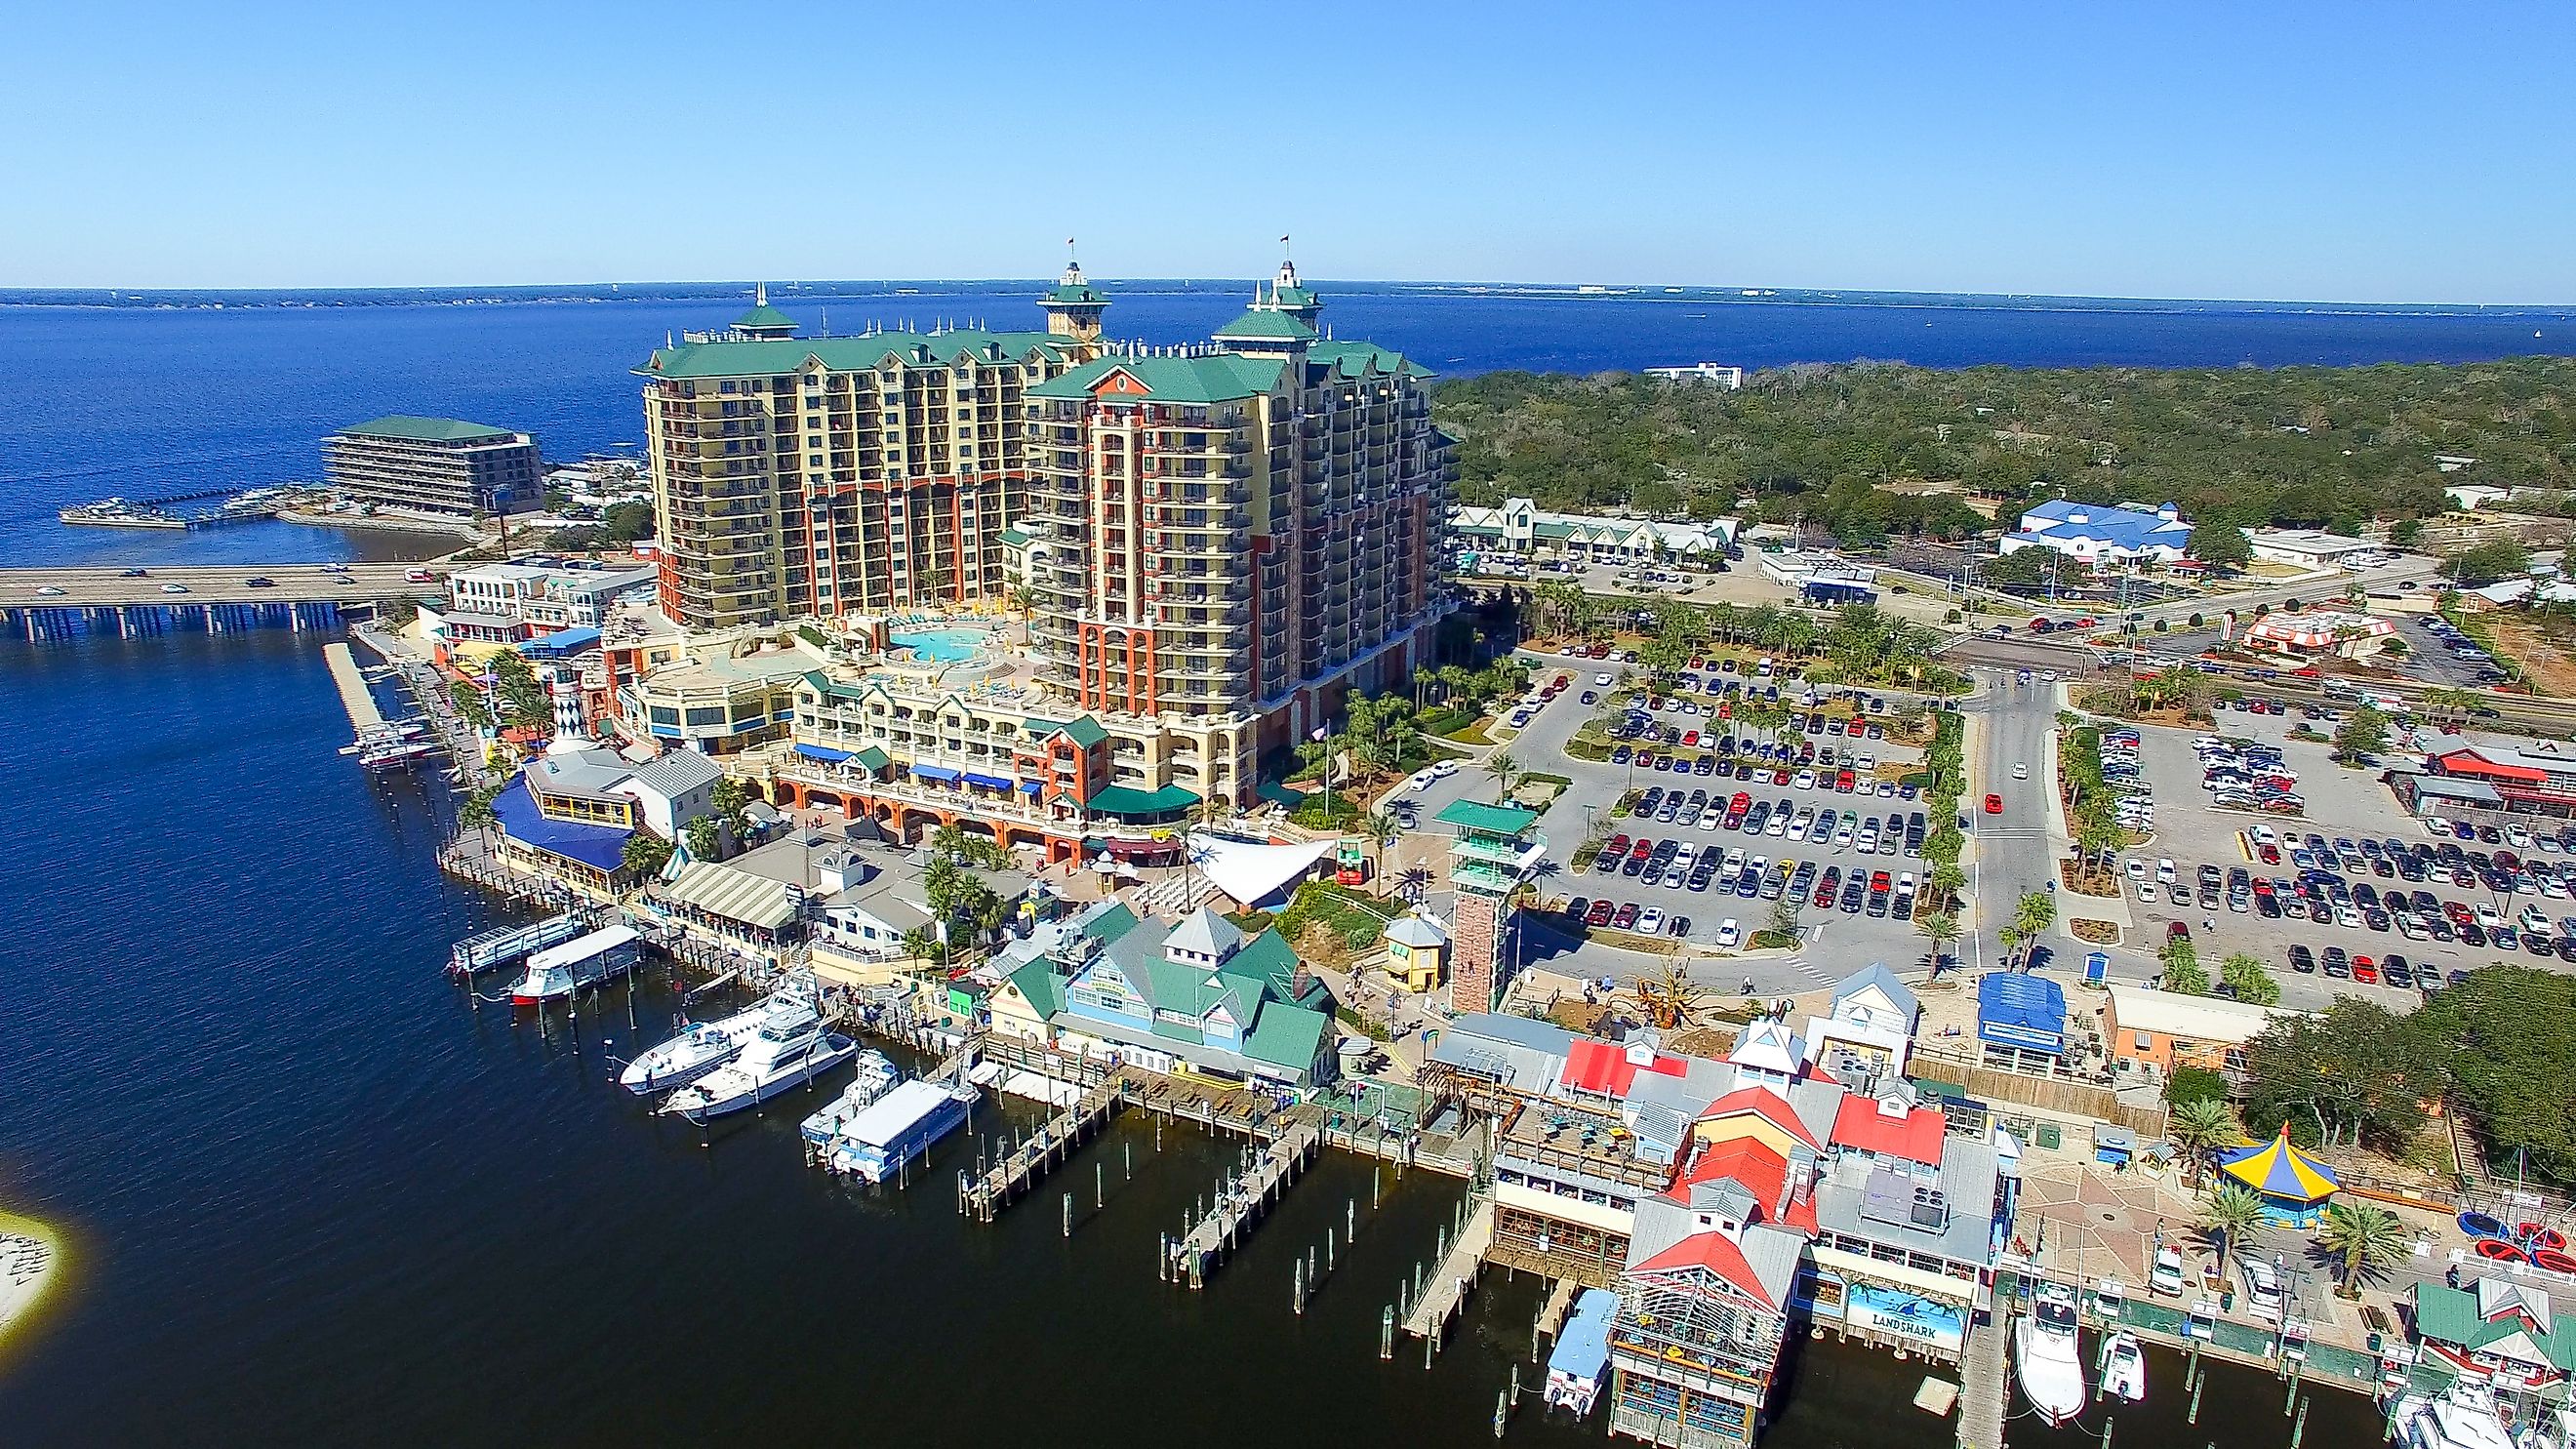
[1483,751,1522,806]
[2198,1183,2270,1277]
[1928,863,1968,910]
[1006,584,1038,621]
[2315,1201,2410,1296]
[1360,808,1401,886]
[2166,1098,2238,1187]
[2014,891,2056,942]
[1916,911,1961,975]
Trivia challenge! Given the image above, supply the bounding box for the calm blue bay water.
[0,285,2425,1443]
[4,282,2572,567]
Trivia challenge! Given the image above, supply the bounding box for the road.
[0,562,434,607]
[1964,670,2064,976]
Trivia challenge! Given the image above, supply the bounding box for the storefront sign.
[1845,1283,1965,1350]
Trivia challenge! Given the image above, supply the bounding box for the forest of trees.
[1430,358,2576,545]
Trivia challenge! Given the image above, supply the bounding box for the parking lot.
[1456,646,1944,991]
[2100,710,2576,1010]
[2386,610,2512,687]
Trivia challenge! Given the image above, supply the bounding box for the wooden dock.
[322,641,386,732]
[1956,1308,2010,1449]
[960,1076,1126,1222]
[1165,1117,1322,1288]
[1401,1196,1496,1345]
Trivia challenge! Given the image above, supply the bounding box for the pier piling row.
[961,1076,1126,1222]
[1167,1119,1322,1289]
[1401,1197,1497,1348]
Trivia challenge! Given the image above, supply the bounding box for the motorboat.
[622,975,822,1095]
[799,1051,904,1146]
[2100,1330,2148,1404]
[657,1004,858,1119]
[825,1078,979,1183]
[2014,1280,2088,1426]
[2388,1379,2517,1449]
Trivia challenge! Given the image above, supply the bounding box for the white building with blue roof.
[1999,499,2192,566]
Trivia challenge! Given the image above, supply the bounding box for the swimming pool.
[891,627,992,664]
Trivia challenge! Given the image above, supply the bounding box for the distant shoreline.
[0,1210,64,1357]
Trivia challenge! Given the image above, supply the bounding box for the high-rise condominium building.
[1018,260,1454,754]
[635,281,1107,629]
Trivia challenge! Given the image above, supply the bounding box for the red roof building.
[1828,1094,1948,1168]
[1558,1036,1687,1099]
[2428,745,2576,813]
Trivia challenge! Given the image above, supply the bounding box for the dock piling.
[1062,1190,1071,1238]
[1381,1306,1395,1359]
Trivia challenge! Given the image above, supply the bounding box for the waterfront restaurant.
[2425,744,2576,819]
[2408,1275,2576,1394]
[1975,972,2068,1070]
[1002,905,1339,1089]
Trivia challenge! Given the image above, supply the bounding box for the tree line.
[1433,359,2576,543]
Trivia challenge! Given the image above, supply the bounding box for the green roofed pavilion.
[1435,799,1540,834]
[1087,784,1202,820]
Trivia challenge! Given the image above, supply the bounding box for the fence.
[1910,1041,2169,1141]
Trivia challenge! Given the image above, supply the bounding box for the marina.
[57,487,291,531]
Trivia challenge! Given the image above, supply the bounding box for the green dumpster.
[2036,1123,2063,1150]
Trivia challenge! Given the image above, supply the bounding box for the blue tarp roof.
[520,625,601,659]
[1977,972,2067,1051]
[794,744,853,764]
[490,777,632,872]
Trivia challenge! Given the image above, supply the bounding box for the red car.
[2167,920,2191,942]
[1585,899,1616,927]
[1611,903,1641,930]
[1984,793,2003,814]
[2354,955,2380,985]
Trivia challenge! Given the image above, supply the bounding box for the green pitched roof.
[1307,340,1434,381]
[1079,901,1140,942]
[1037,714,1107,747]
[640,329,1070,381]
[1241,1001,1330,1071]
[1006,957,1065,1021]
[1213,307,1318,342]
[1026,353,1286,404]
[339,415,515,443]
[851,745,890,771]
[732,303,798,333]
[1043,281,1108,305]
[1271,284,1318,307]
[2411,1282,2576,1369]
[1436,799,1540,835]
[996,526,1031,548]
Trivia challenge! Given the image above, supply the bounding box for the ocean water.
[0,285,2438,1443]
[4,281,2572,567]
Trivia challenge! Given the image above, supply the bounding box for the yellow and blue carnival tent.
[2219,1126,2341,1227]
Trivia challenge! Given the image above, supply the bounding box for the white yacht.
[2100,1330,2148,1404]
[656,1004,858,1119]
[2389,1379,2518,1449]
[2014,1281,2088,1426]
[623,977,822,1095]
[800,1051,903,1147]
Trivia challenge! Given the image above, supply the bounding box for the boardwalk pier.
[322,642,387,732]
[960,1074,1126,1222]
[1956,1308,2009,1449]
[1400,1196,1497,1348]
[1165,1116,1323,1288]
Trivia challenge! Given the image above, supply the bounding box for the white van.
[2238,1257,2284,1323]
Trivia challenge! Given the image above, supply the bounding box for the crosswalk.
[1778,950,1838,989]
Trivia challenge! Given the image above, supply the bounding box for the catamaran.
[799,1051,904,1147]
[656,1004,858,1119]
[2014,1280,2088,1426]
[2100,1330,2148,1404]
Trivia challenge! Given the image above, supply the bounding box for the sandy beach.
[0,1211,63,1353]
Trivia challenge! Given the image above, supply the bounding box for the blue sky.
[5,0,2572,302]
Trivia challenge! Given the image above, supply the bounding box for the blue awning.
[962,771,1013,790]
[794,744,853,764]
[1020,780,1045,796]
[911,763,961,785]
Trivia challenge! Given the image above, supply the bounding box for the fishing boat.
[2014,1281,2088,1426]
[657,1004,858,1119]
[2100,1330,2148,1404]
[619,977,819,1096]
[799,1051,903,1147]
[2388,1378,2518,1449]
[825,1078,978,1183]
[507,925,641,1005]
